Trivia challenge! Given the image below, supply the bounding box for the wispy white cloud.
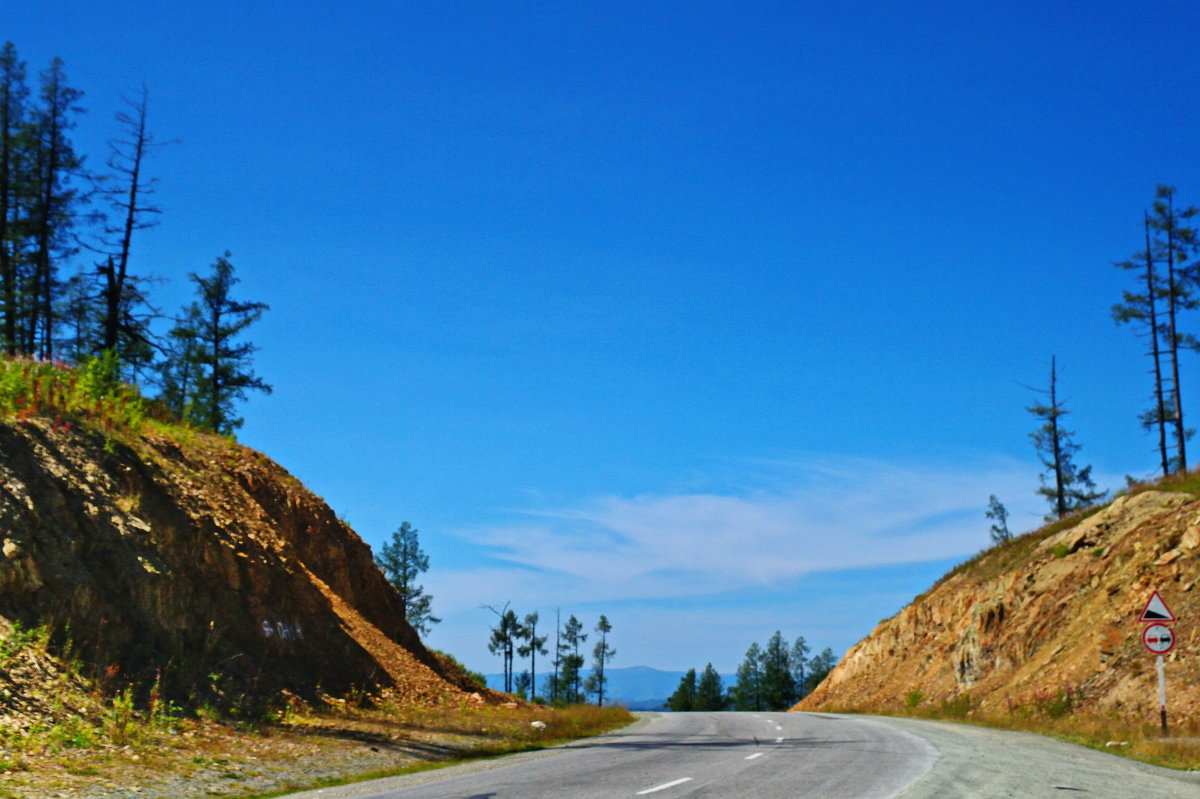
[427,453,1056,614]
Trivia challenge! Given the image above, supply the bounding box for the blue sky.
[9,1,1200,673]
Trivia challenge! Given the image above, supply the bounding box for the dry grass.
[289,697,633,755]
[0,695,633,798]
[0,623,635,797]
[920,464,1200,603]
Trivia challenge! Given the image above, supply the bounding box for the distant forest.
[668,632,836,712]
[0,42,269,434]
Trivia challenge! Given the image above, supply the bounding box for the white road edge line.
[745,752,765,760]
[636,777,693,795]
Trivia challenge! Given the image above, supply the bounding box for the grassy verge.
[246,702,635,798]
[0,623,634,798]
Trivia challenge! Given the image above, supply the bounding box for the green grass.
[0,354,230,452]
[0,353,152,433]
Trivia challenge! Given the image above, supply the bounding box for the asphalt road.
[288,712,1200,799]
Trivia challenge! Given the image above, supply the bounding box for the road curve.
[284,711,1200,799]
[287,711,936,799]
[866,714,1200,798]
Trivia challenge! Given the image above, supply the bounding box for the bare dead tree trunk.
[1165,191,1187,473]
[1145,214,1170,477]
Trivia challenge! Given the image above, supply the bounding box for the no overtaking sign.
[1142,623,1175,655]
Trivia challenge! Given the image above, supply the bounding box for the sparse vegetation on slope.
[797,482,1200,771]
[0,621,632,798]
[0,354,157,437]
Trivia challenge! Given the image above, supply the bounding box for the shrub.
[939,694,973,718]
[0,354,156,437]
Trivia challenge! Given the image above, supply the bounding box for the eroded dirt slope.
[0,419,492,705]
[797,490,1200,719]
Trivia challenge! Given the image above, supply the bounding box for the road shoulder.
[277,712,659,799]
[847,714,1200,799]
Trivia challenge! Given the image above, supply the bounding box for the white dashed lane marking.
[636,777,693,795]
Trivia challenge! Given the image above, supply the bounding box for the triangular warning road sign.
[1139,590,1177,623]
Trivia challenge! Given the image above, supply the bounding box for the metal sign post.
[1140,593,1177,735]
[1157,655,1167,734]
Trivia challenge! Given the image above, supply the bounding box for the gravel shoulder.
[279,713,659,799]
[851,714,1200,799]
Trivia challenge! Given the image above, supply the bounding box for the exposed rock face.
[797,491,1200,720]
[0,419,490,704]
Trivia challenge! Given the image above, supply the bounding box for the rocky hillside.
[0,415,493,707]
[797,488,1200,721]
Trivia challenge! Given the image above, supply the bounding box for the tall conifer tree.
[1114,213,1173,475]
[28,57,83,359]
[667,669,697,711]
[732,642,764,711]
[1149,185,1198,472]
[584,615,615,705]
[695,664,726,711]
[180,253,271,434]
[1028,357,1105,519]
[0,42,29,355]
[374,521,439,636]
[517,611,548,700]
[760,631,796,710]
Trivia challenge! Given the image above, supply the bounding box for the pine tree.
[985,495,1011,543]
[1149,185,1198,473]
[667,669,697,711]
[558,614,587,704]
[804,648,838,694]
[0,42,29,356]
[789,636,811,700]
[516,611,548,702]
[731,642,764,711]
[545,607,562,705]
[695,664,726,711]
[181,253,271,434]
[486,603,521,694]
[584,615,615,705]
[59,271,98,362]
[27,57,83,359]
[1113,212,1173,475]
[157,303,202,422]
[1028,357,1105,519]
[374,521,439,636]
[760,631,797,710]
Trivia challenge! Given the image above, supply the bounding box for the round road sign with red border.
[1143,623,1176,655]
